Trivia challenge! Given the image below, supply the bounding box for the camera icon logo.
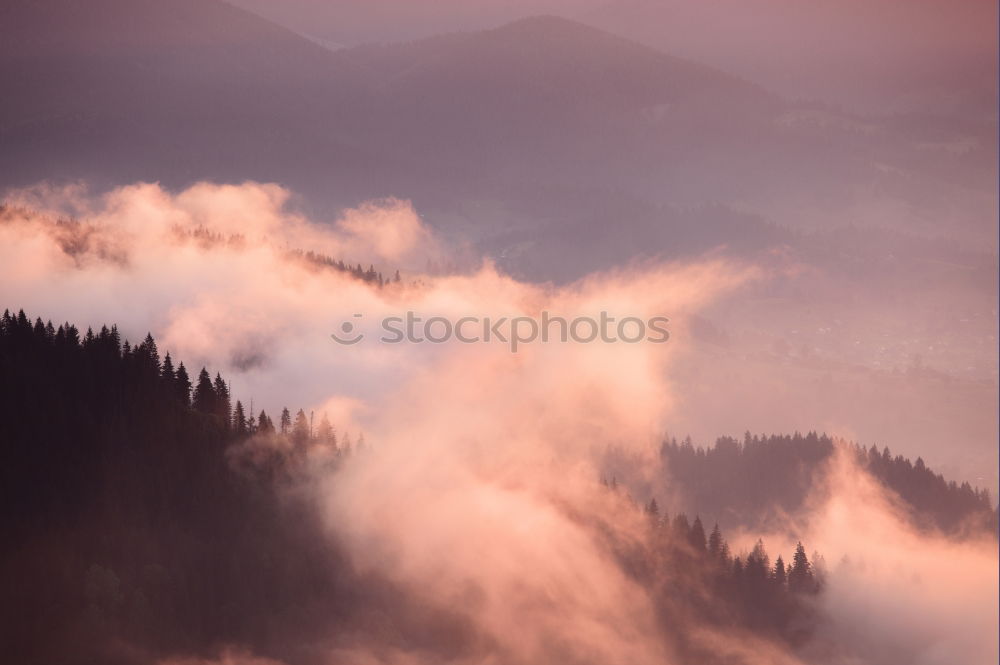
[331,313,364,345]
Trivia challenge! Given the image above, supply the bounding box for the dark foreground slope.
[1,310,991,663]
[0,310,835,664]
[0,313,356,663]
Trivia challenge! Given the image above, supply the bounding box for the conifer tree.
[672,513,691,540]
[708,523,724,559]
[645,497,660,524]
[161,352,176,383]
[292,409,309,445]
[788,542,813,593]
[233,401,247,436]
[279,408,291,435]
[192,368,216,414]
[773,555,787,586]
[137,332,160,374]
[746,539,770,581]
[690,516,707,552]
[213,374,231,426]
[257,410,274,435]
[317,412,335,448]
[175,362,192,406]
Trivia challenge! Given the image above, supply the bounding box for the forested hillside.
[0,309,986,664]
[0,310,358,663]
[660,433,997,535]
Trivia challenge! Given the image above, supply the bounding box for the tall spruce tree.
[773,556,787,586]
[213,374,231,426]
[233,401,247,436]
[708,523,724,558]
[175,362,192,406]
[317,412,335,448]
[788,542,814,593]
[292,409,310,445]
[161,352,176,383]
[690,516,707,552]
[192,368,216,414]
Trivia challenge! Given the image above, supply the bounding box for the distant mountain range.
[225,0,998,118]
[0,0,375,198]
[1,0,995,278]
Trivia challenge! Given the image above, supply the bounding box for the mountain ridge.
[1,0,992,268]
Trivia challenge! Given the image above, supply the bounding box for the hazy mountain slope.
[583,0,998,119]
[226,0,998,119]
[225,0,604,47]
[1,5,993,262]
[333,16,780,189]
[344,16,767,107]
[331,17,995,265]
[322,17,993,252]
[0,0,382,199]
[0,4,786,220]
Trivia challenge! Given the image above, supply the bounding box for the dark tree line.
[0,309,384,665]
[660,432,997,535]
[288,248,401,287]
[172,223,402,287]
[0,208,402,290]
[599,479,823,657]
[0,309,972,665]
[854,442,995,534]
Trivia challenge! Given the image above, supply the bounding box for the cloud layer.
[2,181,995,664]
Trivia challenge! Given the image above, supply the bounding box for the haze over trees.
[1,310,989,664]
[0,0,995,662]
[659,433,997,536]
